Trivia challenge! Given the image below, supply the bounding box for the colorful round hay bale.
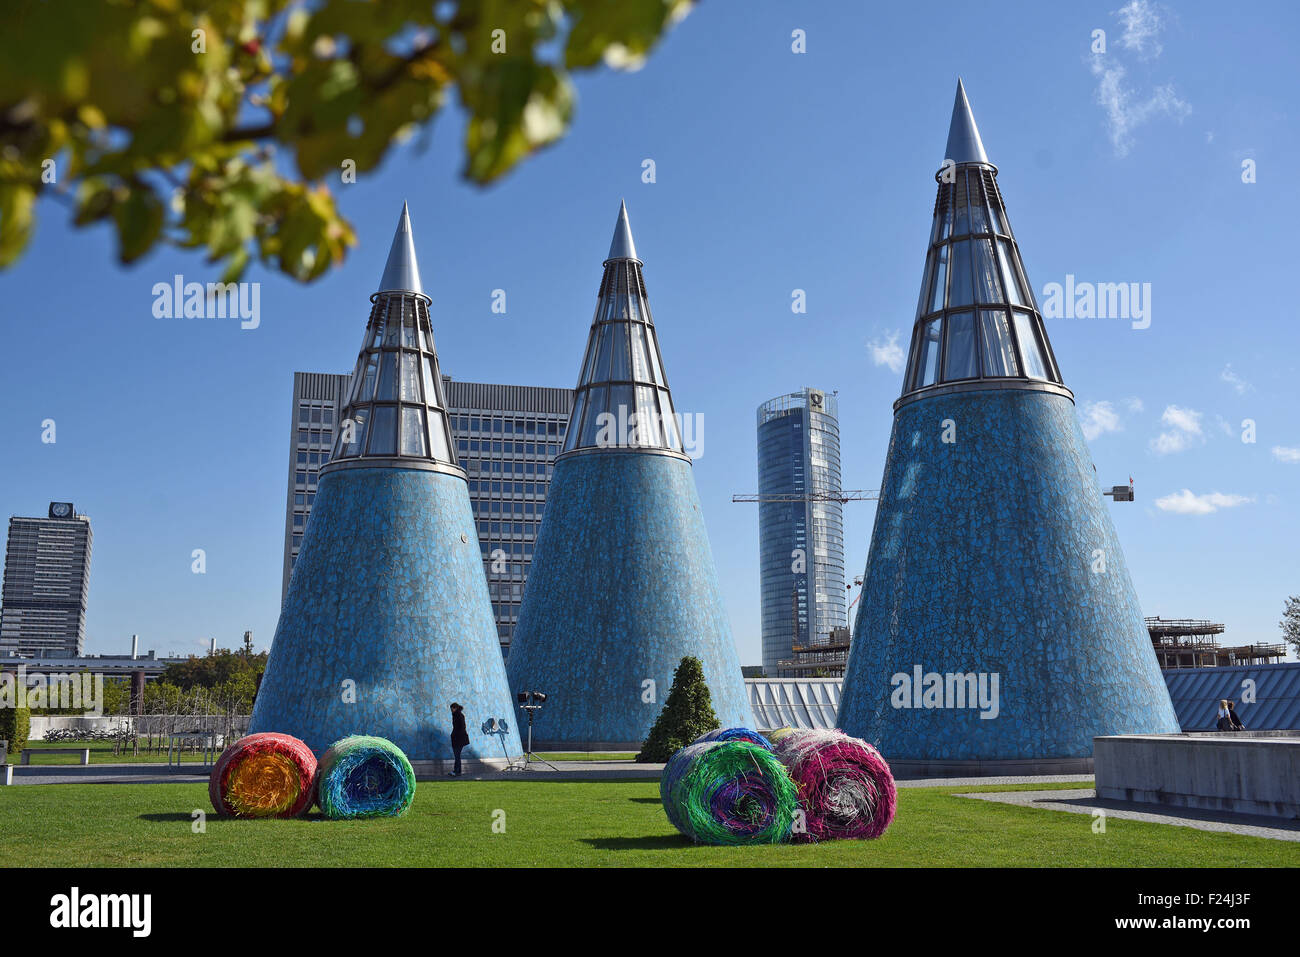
[660,740,798,845]
[317,735,416,820]
[692,727,775,750]
[765,726,796,745]
[209,732,317,819]
[774,729,897,841]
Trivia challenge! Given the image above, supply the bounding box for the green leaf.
[112,184,164,263]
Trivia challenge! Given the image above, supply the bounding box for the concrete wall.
[30,715,251,739]
[1095,733,1300,819]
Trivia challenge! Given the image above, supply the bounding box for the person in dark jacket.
[1215,699,1233,731]
[1228,700,1246,730]
[449,702,469,776]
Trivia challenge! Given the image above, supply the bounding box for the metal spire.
[606,199,640,263]
[327,201,456,470]
[561,201,683,458]
[377,200,425,296]
[944,78,990,166]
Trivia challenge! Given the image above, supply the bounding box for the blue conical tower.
[250,204,523,771]
[505,202,753,749]
[838,82,1180,766]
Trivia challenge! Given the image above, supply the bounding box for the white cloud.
[1116,0,1166,57]
[1273,446,1300,465]
[1154,489,1254,515]
[1165,405,1202,432]
[1091,60,1192,157]
[1149,404,1205,453]
[1220,363,1253,395]
[1088,3,1190,158]
[1081,400,1122,441]
[1125,396,1145,413]
[867,331,905,374]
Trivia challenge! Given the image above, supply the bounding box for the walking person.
[449,702,469,777]
[1215,699,1233,731]
[1228,700,1246,731]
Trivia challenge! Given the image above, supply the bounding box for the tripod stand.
[508,703,558,771]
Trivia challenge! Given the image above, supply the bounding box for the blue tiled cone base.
[506,451,753,747]
[250,467,523,761]
[838,389,1180,760]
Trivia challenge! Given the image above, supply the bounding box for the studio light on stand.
[508,691,557,771]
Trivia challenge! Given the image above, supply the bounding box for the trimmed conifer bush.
[637,656,719,762]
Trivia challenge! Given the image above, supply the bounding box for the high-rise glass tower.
[0,503,92,657]
[756,388,846,674]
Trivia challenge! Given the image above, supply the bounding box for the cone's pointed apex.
[378,202,425,296]
[944,79,990,166]
[606,200,639,262]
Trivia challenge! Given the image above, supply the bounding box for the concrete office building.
[283,376,572,653]
[755,388,848,674]
[0,503,93,657]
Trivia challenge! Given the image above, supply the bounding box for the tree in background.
[0,0,692,281]
[1281,596,1300,657]
[637,656,718,763]
[0,706,31,756]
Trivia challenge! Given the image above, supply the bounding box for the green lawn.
[15,741,217,765]
[12,742,635,766]
[0,779,1292,867]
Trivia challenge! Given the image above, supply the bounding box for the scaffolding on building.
[775,627,851,678]
[1146,616,1286,669]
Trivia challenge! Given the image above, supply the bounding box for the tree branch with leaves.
[0,0,692,282]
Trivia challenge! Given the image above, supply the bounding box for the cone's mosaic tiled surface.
[505,203,752,748]
[837,82,1180,760]
[250,204,522,763]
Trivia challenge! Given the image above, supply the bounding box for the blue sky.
[1,0,1296,663]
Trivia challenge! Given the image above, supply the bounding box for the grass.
[0,778,1292,867]
[15,741,217,765]
[12,742,636,766]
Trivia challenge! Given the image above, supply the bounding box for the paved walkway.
[957,788,1300,843]
[6,759,1101,787]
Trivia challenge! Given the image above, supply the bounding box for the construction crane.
[731,489,879,504]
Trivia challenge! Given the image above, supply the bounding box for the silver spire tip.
[944,78,990,167]
[606,200,640,263]
[377,201,425,296]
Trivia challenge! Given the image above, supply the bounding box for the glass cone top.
[325,203,459,474]
[901,80,1065,403]
[561,201,688,458]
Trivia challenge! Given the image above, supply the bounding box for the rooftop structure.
[1147,616,1286,669]
[836,81,1180,763]
[250,204,522,770]
[505,202,753,749]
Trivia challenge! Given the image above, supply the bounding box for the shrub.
[637,656,719,763]
[0,707,31,758]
